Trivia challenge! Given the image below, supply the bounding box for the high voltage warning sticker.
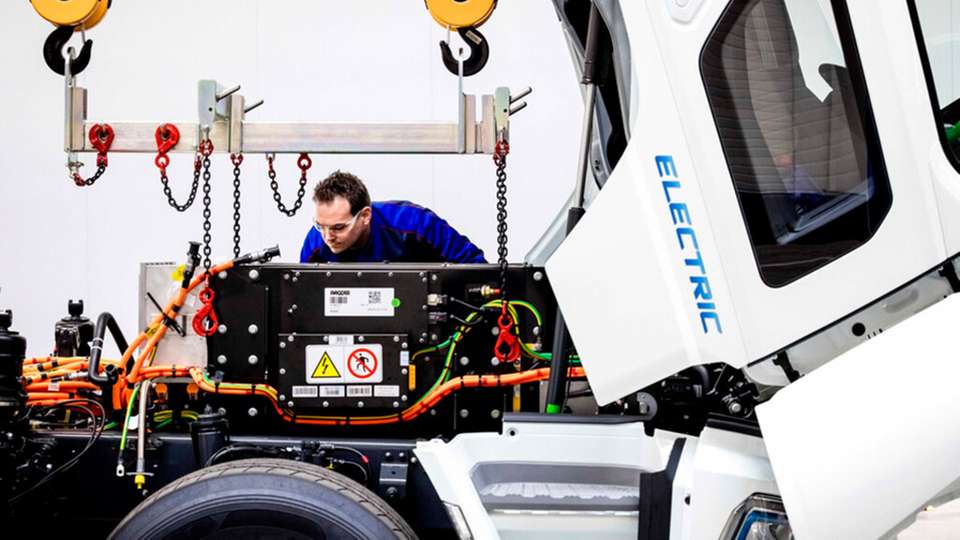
[305,344,383,384]
[312,352,341,378]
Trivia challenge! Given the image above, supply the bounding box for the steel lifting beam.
[64,78,528,157]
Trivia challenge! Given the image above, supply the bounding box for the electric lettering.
[655,155,723,334]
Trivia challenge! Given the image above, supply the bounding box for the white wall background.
[0,1,582,356]
[917,0,960,105]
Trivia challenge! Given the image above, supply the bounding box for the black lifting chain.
[160,154,202,212]
[230,153,243,258]
[73,163,107,187]
[493,138,510,301]
[199,139,215,271]
[267,153,312,217]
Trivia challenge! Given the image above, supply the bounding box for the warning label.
[311,352,341,378]
[347,348,379,379]
[305,344,383,384]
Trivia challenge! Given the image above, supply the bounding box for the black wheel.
[109,458,418,540]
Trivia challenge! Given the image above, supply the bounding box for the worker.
[300,170,487,263]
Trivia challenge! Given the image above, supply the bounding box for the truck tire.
[109,458,418,540]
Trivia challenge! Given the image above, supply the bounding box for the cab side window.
[701,0,892,287]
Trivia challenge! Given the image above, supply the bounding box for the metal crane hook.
[43,25,92,76]
[440,27,490,77]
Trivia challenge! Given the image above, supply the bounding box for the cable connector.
[234,245,281,265]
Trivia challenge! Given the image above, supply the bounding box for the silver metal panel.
[242,122,462,154]
[481,95,495,153]
[67,87,87,151]
[228,94,244,154]
[138,263,208,369]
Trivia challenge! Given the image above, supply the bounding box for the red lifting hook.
[88,124,114,166]
[494,306,521,363]
[154,124,181,170]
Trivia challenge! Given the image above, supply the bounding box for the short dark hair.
[313,170,371,215]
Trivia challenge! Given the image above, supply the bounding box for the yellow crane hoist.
[31,1,499,77]
[425,0,498,77]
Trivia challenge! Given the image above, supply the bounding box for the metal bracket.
[378,460,409,500]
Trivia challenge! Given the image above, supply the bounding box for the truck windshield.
[909,1,960,165]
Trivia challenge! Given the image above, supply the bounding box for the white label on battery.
[374,385,400,397]
[305,344,383,384]
[319,386,345,398]
[328,334,354,346]
[347,385,373,397]
[399,351,410,367]
[325,288,395,317]
[292,385,319,398]
[48,381,60,392]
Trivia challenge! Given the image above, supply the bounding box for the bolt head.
[357,401,365,408]
[248,355,258,365]
[217,354,228,365]
[218,271,228,280]
[278,394,286,401]
[460,356,470,366]
[322,401,330,408]
[401,395,408,402]
[533,271,544,282]
[491,327,500,336]
[279,342,287,349]
[247,407,258,417]
[491,409,501,419]
[248,324,259,335]
[393,336,400,342]
[279,368,287,375]
[393,401,400,408]
[402,342,408,350]
[459,409,469,418]
[490,357,500,366]
[287,401,295,407]
[248,269,260,280]
[401,368,408,375]
[358,336,365,343]
[218,324,228,335]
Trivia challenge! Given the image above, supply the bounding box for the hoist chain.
[231,153,243,258]
[492,136,520,363]
[73,164,107,187]
[268,153,312,217]
[159,155,201,212]
[494,138,510,302]
[199,139,214,271]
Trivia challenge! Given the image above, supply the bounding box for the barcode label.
[324,288,395,317]
[319,386,345,397]
[347,385,373,397]
[292,385,319,398]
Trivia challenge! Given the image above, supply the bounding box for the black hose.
[88,312,129,384]
[689,366,711,394]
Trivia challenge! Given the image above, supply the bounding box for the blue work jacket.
[300,201,487,263]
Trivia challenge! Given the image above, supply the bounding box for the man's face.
[313,196,371,254]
